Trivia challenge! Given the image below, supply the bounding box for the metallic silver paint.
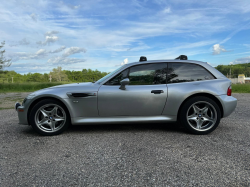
[98,84,167,116]
[16,59,237,126]
[71,115,176,125]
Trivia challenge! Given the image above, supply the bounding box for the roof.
[128,59,207,67]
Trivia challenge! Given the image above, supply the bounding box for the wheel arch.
[27,96,71,124]
[177,93,224,120]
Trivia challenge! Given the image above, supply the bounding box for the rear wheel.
[29,99,70,136]
[179,96,221,135]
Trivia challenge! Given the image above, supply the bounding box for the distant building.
[229,74,250,84]
[245,77,250,83]
[238,74,245,84]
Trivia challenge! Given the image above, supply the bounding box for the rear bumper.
[216,95,237,118]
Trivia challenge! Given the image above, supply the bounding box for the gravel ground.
[0,92,31,109]
[0,93,250,186]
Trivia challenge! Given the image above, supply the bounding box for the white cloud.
[212,44,227,55]
[30,13,37,22]
[121,58,128,65]
[47,56,85,64]
[50,46,66,53]
[163,7,171,13]
[36,49,46,55]
[37,36,59,45]
[230,56,250,65]
[62,47,87,57]
[45,31,59,36]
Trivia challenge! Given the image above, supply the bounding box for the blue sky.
[1,0,250,74]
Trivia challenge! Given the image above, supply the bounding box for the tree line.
[215,63,250,78]
[0,66,109,83]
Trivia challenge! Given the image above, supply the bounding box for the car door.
[98,63,168,116]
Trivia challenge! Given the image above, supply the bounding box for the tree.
[0,41,11,71]
[49,66,68,82]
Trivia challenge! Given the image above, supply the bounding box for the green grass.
[232,84,250,93]
[0,82,69,93]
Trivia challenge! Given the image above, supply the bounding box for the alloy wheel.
[186,101,217,132]
[34,104,66,133]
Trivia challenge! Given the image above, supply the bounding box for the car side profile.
[15,55,237,136]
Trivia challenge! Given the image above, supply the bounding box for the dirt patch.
[0,92,32,109]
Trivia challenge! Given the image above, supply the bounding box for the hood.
[31,82,101,99]
[49,82,94,89]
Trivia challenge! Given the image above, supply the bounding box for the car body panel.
[71,115,176,125]
[216,95,237,117]
[15,59,237,126]
[98,84,168,116]
[162,79,231,116]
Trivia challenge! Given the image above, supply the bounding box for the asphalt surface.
[0,93,250,187]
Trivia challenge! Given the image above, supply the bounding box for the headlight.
[26,93,36,99]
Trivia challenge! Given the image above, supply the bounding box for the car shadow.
[19,122,186,136]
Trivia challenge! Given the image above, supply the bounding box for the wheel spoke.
[50,121,56,131]
[187,115,197,121]
[201,106,209,114]
[40,109,49,118]
[51,106,58,116]
[193,105,202,114]
[54,117,65,122]
[38,118,48,126]
[196,118,203,129]
[203,116,214,123]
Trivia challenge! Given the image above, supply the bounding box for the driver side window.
[104,69,129,85]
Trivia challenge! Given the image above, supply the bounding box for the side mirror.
[119,78,130,90]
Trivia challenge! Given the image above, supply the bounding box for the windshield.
[96,66,125,84]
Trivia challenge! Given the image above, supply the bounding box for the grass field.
[232,83,250,93]
[0,82,68,93]
[0,82,250,93]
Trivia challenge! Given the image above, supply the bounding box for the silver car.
[15,55,237,136]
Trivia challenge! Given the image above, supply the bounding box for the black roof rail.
[139,56,147,62]
[175,55,188,60]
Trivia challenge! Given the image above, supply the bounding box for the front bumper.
[216,95,237,118]
[15,102,29,125]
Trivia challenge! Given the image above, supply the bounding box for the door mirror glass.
[119,78,130,90]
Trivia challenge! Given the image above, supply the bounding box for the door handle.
[151,90,164,94]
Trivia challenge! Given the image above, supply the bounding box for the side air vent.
[139,56,147,62]
[175,55,188,60]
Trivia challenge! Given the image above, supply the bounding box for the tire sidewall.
[29,99,70,136]
[179,96,221,135]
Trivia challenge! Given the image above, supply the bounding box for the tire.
[179,96,221,135]
[29,99,70,136]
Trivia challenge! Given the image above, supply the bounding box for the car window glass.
[105,69,129,85]
[167,63,215,84]
[129,63,167,85]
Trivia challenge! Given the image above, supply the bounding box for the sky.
[1,0,250,74]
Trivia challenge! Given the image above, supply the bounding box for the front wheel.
[29,99,70,136]
[179,96,221,135]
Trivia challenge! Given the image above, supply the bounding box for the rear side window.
[128,63,167,85]
[167,63,215,84]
